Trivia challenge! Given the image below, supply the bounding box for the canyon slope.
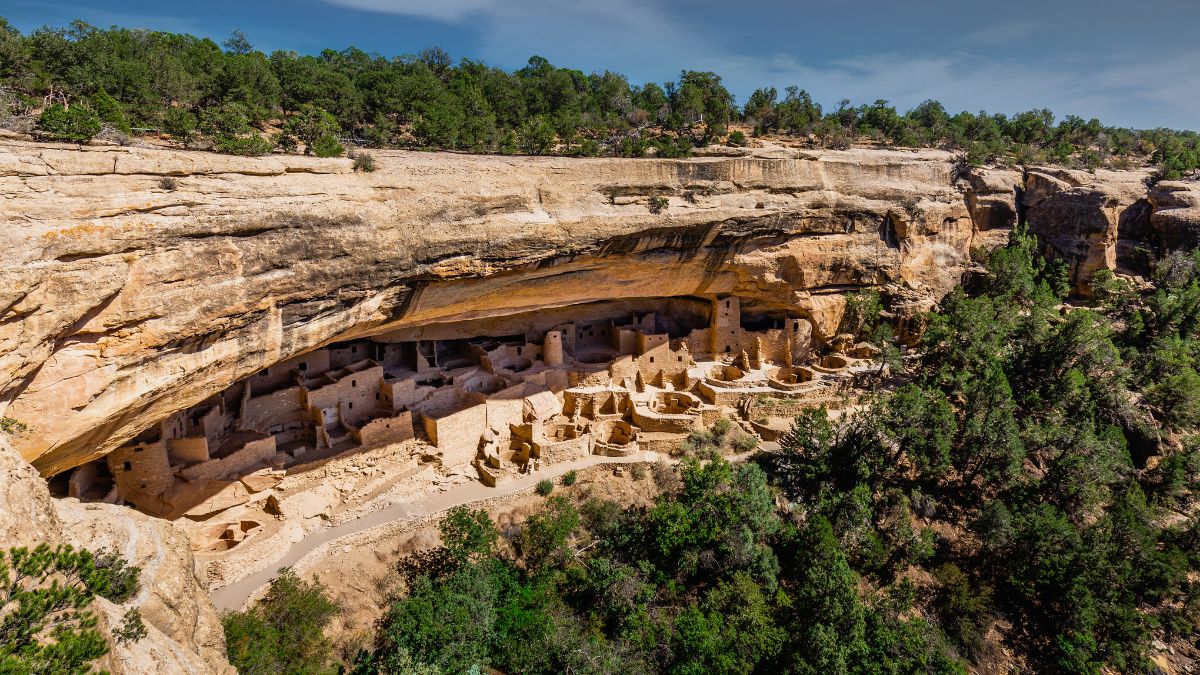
[2,139,1194,476]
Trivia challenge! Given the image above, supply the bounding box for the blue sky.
[3,0,1197,130]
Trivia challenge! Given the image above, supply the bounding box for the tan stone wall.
[355,411,415,448]
[424,404,487,467]
[248,350,329,394]
[240,386,306,433]
[167,436,209,464]
[533,435,591,463]
[179,435,276,482]
[107,440,174,500]
[329,344,370,369]
[631,405,699,434]
[304,364,384,426]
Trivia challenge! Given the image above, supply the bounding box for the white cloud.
[322,0,502,22]
[957,19,1045,46]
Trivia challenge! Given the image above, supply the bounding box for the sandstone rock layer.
[0,140,1188,475]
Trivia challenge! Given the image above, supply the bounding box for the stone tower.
[543,330,564,366]
[711,296,741,358]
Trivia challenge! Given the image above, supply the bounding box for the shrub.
[711,417,732,438]
[37,103,101,142]
[536,479,554,496]
[159,176,179,191]
[727,130,748,146]
[648,195,669,214]
[310,134,344,157]
[162,108,197,145]
[115,608,147,646]
[213,134,274,156]
[222,569,338,675]
[631,464,647,480]
[90,89,130,133]
[731,434,758,453]
[1,544,143,673]
[351,151,376,172]
[932,563,994,659]
[0,416,28,434]
[561,470,578,486]
[652,461,681,493]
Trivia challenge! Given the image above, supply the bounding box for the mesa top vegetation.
[1,19,1199,178]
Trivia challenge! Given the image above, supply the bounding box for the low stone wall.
[354,411,414,448]
[241,386,306,433]
[631,404,699,433]
[180,436,277,482]
[534,435,591,463]
[749,420,785,442]
[696,380,752,406]
[593,440,639,457]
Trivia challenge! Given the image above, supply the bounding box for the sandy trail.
[208,450,665,611]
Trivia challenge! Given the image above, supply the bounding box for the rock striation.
[0,141,981,474]
[0,139,1190,477]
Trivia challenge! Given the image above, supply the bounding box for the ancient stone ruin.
[55,295,873,521]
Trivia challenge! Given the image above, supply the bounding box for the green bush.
[90,89,130,133]
[162,108,198,145]
[37,103,101,142]
[727,129,747,146]
[0,416,28,434]
[309,134,344,158]
[222,569,338,675]
[1,544,143,673]
[561,470,577,486]
[648,195,669,214]
[711,417,732,437]
[213,134,274,156]
[283,104,341,155]
[535,479,553,496]
[731,434,758,453]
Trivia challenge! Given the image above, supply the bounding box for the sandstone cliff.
[0,140,1188,476]
[0,140,993,475]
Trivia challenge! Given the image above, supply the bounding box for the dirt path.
[209,451,666,611]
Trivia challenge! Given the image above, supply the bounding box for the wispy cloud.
[322,0,501,23]
[958,19,1045,47]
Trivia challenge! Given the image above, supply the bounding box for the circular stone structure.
[193,520,262,553]
[767,366,815,390]
[820,355,850,370]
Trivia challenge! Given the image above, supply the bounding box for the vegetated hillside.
[1,19,1199,177]
[225,229,1200,675]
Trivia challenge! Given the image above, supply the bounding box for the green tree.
[1,544,142,674]
[283,103,342,155]
[517,114,555,154]
[222,569,338,675]
[37,103,101,141]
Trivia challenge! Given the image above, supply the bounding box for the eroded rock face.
[0,140,1182,476]
[0,141,981,474]
[0,437,232,674]
[1022,166,1155,293]
[1150,180,1200,250]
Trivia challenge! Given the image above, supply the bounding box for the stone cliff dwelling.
[53,295,874,522]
